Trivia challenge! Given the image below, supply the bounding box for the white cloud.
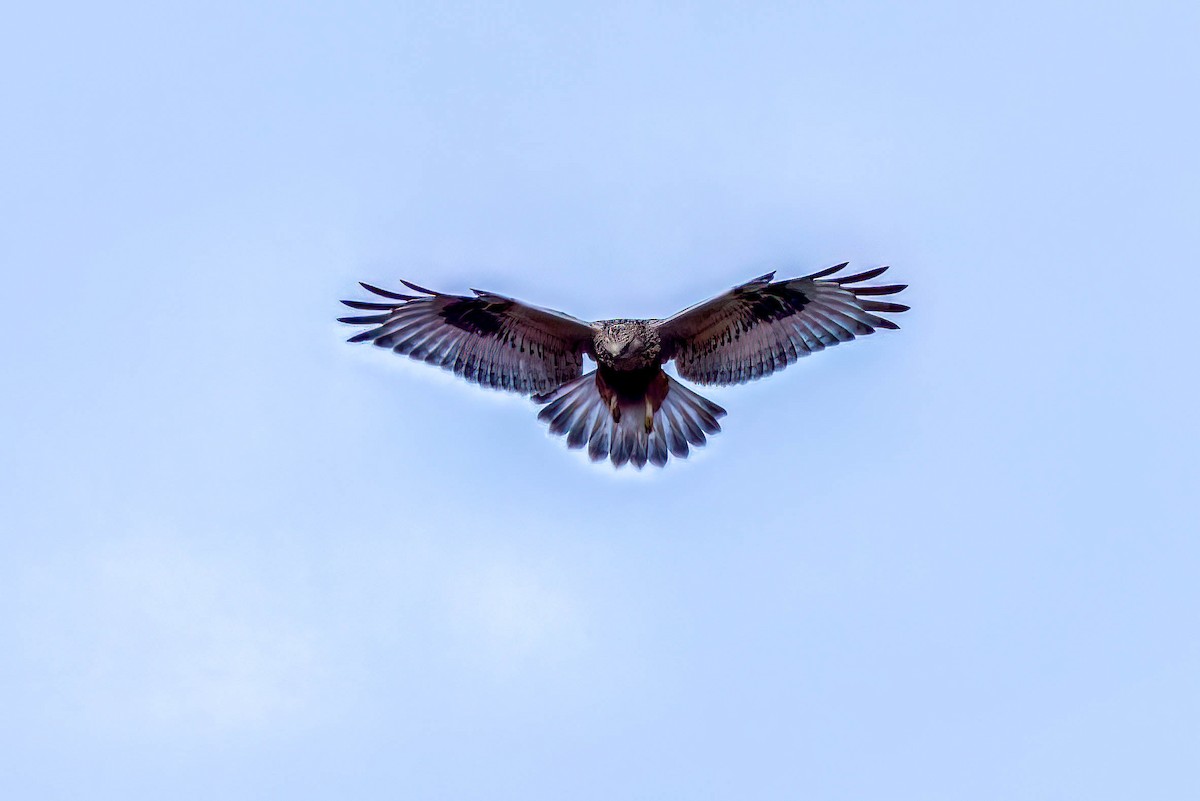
[446,558,590,671]
[13,534,324,736]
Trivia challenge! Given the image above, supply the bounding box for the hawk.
[339,263,908,468]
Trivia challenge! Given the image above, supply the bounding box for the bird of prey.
[339,264,908,468]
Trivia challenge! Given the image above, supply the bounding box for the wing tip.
[837,266,889,284]
[341,298,405,311]
[852,283,908,296]
[399,279,438,295]
[805,261,850,280]
[359,282,417,301]
[337,314,390,324]
[862,301,910,314]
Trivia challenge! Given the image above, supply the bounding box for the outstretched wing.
[339,280,595,395]
[656,263,909,386]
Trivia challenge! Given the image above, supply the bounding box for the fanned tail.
[535,370,726,469]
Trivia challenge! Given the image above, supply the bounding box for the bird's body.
[339,264,908,468]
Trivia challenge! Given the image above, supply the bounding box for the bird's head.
[602,324,637,357]
[595,320,660,368]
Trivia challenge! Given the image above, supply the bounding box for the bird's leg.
[644,397,655,432]
[608,393,621,422]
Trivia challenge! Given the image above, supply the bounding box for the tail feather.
[648,425,669,467]
[661,406,690,458]
[565,401,596,448]
[586,409,610,462]
[535,370,726,469]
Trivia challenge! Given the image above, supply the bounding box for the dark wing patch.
[439,297,507,336]
[746,283,810,323]
[656,264,909,386]
[339,281,595,395]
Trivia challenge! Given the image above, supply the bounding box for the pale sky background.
[2,1,1198,799]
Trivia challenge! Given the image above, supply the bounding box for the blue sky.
[2,1,1198,798]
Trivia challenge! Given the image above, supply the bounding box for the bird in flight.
[339,264,908,468]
